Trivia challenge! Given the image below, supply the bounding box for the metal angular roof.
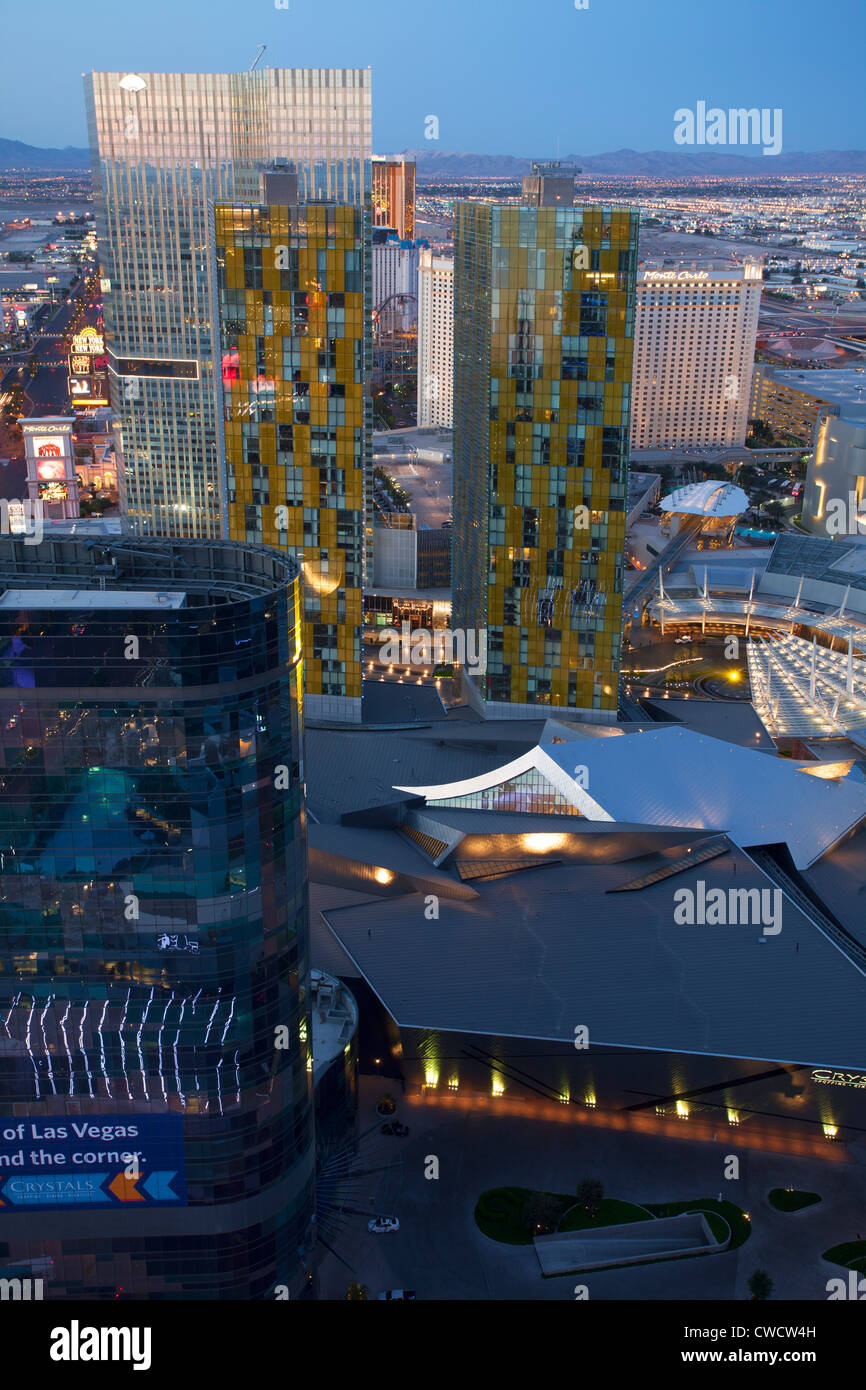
[320,851,866,1067]
[395,726,866,870]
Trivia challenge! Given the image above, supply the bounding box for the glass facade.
[452,204,638,716]
[84,69,372,541]
[214,203,370,715]
[427,767,582,815]
[0,538,314,1299]
[371,158,415,240]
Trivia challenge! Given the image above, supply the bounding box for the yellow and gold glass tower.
[215,201,370,721]
[452,198,638,720]
[371,157,415,240]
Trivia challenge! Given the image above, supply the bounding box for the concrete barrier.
[533,1211,727,1276]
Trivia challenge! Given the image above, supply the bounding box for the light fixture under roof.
[119,74,147,92]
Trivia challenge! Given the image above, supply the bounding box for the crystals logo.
[812,1069,866,1089]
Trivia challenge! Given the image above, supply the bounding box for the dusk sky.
[6,0,866,154]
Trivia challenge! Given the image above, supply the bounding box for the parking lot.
[375,453,452,531]
[315,1076,866,1301]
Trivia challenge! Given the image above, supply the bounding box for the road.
[17,272,99,417]
[759,296,866,336]
[375,453,453,530]
[0,453,26,502]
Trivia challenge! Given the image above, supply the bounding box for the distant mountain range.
[0,139,90,170]
[2,138,865,177]
[405,148,866,178]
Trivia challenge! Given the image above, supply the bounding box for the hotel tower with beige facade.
[631,262,761,450]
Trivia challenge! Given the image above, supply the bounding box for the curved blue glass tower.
[0,538,313,1299]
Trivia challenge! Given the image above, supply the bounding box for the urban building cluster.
[1,55,865,1311]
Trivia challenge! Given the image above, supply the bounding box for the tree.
[345,1281,368,1300]
[523,1190,562,1236]
[576,1177,605,1217]
[747,418,774,447]
[748,1269,773,1301]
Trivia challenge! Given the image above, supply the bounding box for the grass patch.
[768,1188,820,1213]
[646,1198,749,1248]
[475,1188,748,1249]
[823,1241,866,1274]
[474,1188,649,1245]
[474,1187,537,1245]
[559,1198,651,1233]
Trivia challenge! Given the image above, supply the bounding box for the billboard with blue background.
[0,1115,187,1210]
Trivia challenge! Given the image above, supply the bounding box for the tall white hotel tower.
[631,261,761,450]
[417,249,453,428]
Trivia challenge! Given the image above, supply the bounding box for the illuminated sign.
[37,460,67,482]
[22,422,73,436]
[812,1069,866,1090]
[68,363,110,407]
[3,500,25,531]
[37,480,69,501]
[643,271,711,283]
[35,441,65,463]
[0,1115,187,1210]
[70,327,104,356]
[222,349,240,386]
[110,354,198,381]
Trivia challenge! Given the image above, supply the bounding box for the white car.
[675,634,694,644]
[378,1289,416,1300]
[368,1216,400,1234]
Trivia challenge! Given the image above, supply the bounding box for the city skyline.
[3,0,865,155]
[3,0,866,1331]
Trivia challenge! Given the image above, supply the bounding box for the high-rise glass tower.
[0,537,314,1299]
[452,197,639,720]
[371,157,415,240]
[214,199,370,722]
[84,69,372,540]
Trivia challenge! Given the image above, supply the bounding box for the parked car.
[368,1216,400,1234]
[674,634,694,644]
[378,1289,416,1300]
